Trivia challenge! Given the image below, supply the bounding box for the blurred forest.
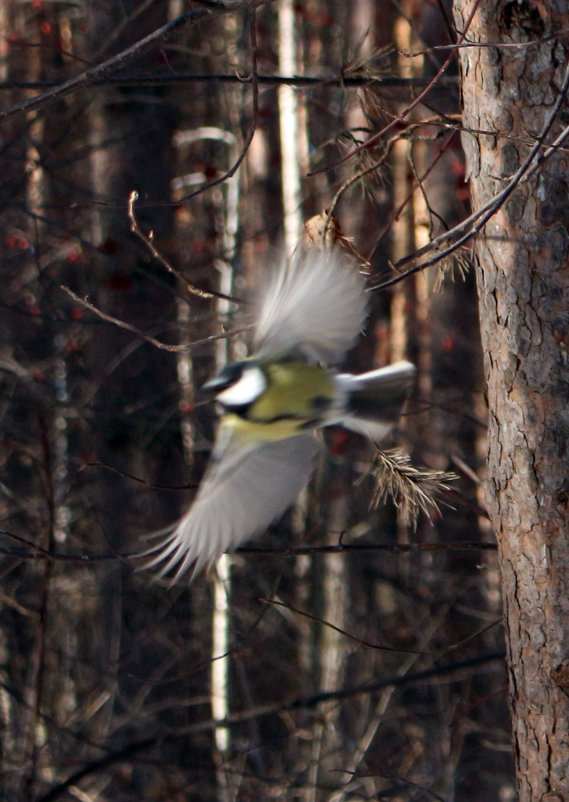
[0,1,514,800]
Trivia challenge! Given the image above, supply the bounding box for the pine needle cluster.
[370,448,456,527]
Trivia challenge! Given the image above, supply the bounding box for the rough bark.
[454,1,569,798]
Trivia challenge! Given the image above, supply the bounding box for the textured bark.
[454,1,569,799]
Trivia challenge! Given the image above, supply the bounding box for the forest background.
[1,1,568,801]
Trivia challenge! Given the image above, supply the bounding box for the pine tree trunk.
[454,1,569,798]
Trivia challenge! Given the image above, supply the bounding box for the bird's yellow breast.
[222,361,335,442]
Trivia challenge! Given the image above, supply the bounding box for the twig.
[127,191,242,303]
[60,284,248,351]
[373,58,569,289]
[371,129,457,253]
[309,0,482,177]
[0,537,497,565]
[0,7,228,121]
[35,651,504,802]
[23,418,57,801]
[324,145,393,236]
[177,15,260,204]
[262,598,427,655]
[400,26,569,57]
[84,461,197,490]
[236,540,497,556]
[0,74,460,92]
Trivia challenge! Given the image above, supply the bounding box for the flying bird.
[143,248,415,581]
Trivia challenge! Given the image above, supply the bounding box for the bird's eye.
[215,365,267,408]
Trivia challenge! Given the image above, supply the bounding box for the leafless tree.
[0,1,536,800]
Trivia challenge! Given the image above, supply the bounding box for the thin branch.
[4,17,567,98]
[373,58,569,289]
[24,417,57,800]
[0,73,459,92]
[324,146,392,235]
[434,618,502,658]
[36,737,158,802]
[285,651,505,708]
[0,6,230,121]
[176,23,259,204]
[368,129,457,257]
[400,26,569,57]
[36,651,505,802]
[388,114,569,155]
[60,285,248,351]
[84,461,198,491]
[308,0,482,177]
[128,191,243,303]
[262,597,427,655]
[340,769,449,802]
[236,539,497,556]
[0,537,497,565]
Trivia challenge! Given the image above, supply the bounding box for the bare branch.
[308,0,482,177]
[177,15,260,204]
[374,58,569,289]
[35,652,505,802]
[0,73,459,92]
[60,284,247,351]
[0,536,497,565]
[128,191,242,303]
[0,7,227,121]
[261,598,427,655]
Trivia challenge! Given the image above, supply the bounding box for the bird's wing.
[253,248,368,365]
[143,428,321,581]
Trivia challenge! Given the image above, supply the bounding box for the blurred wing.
[253,248,368,365]
[143,428,321,582]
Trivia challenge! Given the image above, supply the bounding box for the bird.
[143,247,415,581]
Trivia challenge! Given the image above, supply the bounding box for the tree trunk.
[454,1,569,798]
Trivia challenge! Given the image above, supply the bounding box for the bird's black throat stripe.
[225,405,321,426]
[223,401,254,418]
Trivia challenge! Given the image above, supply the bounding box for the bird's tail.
[335,360,415,442]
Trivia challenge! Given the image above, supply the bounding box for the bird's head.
[203,360,267,411]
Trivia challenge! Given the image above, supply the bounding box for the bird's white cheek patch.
[216,366,267,407]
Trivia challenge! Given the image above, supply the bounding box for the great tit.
[144,248,415,581]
